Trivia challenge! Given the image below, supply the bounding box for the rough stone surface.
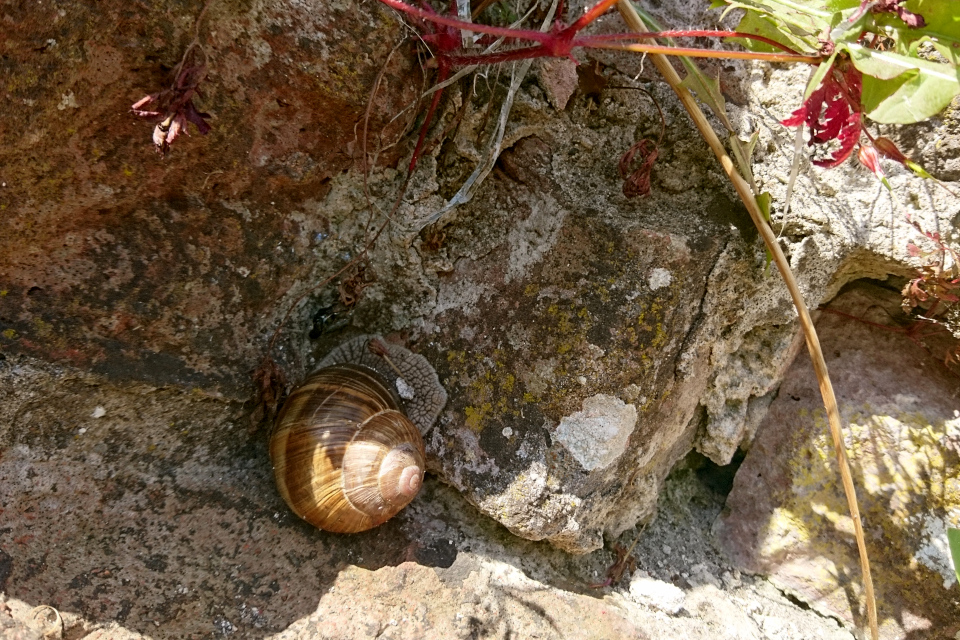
[0,353,866,639]
[1,0,959,555]
[715,281,960,639]
[554,394,638,471]
[276,559,644,640]
[628,572,686,614]
[0,0,416,393]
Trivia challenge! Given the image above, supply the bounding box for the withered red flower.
[862,0,926,28]
[132,56,211,156]
[873,136,909,164]
[782,60,864,168]
[619,138,659,198]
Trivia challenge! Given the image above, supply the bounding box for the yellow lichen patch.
[778,405,960,594]
[2,328,18,340]
[32,317,54,338]
[759,507,812,557]
[453,350,524,432]
[464,404,491,432]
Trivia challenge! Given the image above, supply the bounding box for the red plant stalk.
[377,0,821,66]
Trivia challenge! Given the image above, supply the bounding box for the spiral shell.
[270,362,428,533]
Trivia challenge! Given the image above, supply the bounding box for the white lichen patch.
[629,571,685,614]
[647,268,672,291]
[505,197,567,283]
[554,394,637,471]
[395,377,415,400]
[912,510,960,588]
[57,91,78,110]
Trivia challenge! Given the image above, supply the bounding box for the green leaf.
[757,191,774,273]
[824,0,858,10]
[949,528,960,583]
[846,43,960,123]
[722,0,833,37]
[804,50,838,100]
[904,0,960,64]
[729,131,760,184]
[681,73,733,130]
[756,191,773,220]
[861,67,918,111]
[733,9,821,54]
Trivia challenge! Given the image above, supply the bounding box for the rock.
[715,281,960,638]
[1,0,958,555]
[0,0,417,393]
[554,394,638,471]
[629,571,686,614]
[274,558,644,640]
[537,58,579,111]
[0,354,878,639]
[683,585,763,640]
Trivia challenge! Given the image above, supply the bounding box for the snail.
[269,335,447,533]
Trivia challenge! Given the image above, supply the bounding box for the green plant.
[949,527,960,584]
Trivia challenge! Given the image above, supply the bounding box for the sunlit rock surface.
[716,282,960,638]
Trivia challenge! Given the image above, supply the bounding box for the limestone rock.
[555,394,638,471]
[715,282,960,638]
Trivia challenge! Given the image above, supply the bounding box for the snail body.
[270,336,446,533]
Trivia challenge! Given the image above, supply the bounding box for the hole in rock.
[687,449,746,498]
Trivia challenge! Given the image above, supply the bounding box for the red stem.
[378,0,821,66]
[409,64,450,172]
[378,0,558,46]
[569,0,622,31]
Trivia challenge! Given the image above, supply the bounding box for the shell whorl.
[269,363,428,533]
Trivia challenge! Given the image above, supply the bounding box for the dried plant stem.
[614,2,878,638]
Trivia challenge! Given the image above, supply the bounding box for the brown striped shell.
[269,363,427,533]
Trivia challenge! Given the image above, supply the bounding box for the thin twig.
[615,2,878,638]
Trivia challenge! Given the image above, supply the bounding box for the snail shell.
[270,336,446,533]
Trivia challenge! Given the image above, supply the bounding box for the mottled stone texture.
[413,185,734,552]
[715,281,960,639]
[2,0,959,556]
[275,559,645,640]
[0,356,861,639]
[0,0,415,393]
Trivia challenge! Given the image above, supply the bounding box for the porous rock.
[1,0,958,555]
[715,282,960,638]
[554,394,638,471]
